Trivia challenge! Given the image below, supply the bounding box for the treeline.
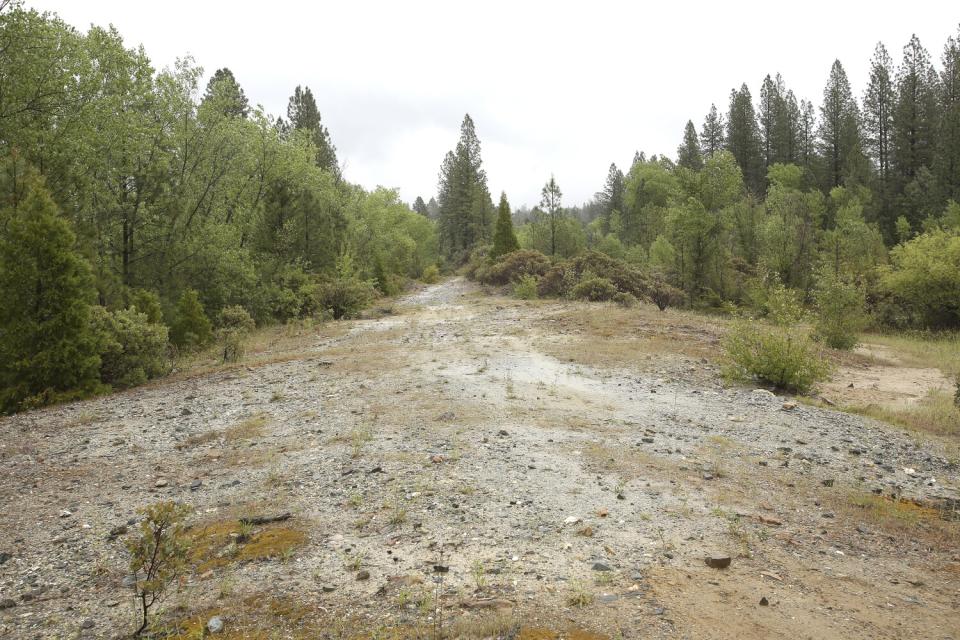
[437,28,960,334]
[0,4,437,412]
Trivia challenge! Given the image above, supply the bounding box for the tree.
[863,43,896,233]
[491,192,520,258]
[287,85,339,175]
[0,157,101,412]
[677,120,703,170]
[412,196,430,216]
[540,175,564,256]
[170,289,212,350]
[700,104,726,157]
[758,74,780,169]
[726,84,764,194]
[797,99,818,172]
[597,163,625,234]
[937,26,960,202]
[818,60,862,189]
[201,68,248,118]
[436,114,492,260]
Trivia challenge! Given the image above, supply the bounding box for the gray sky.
[28,1,959,208]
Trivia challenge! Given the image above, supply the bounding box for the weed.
[567,580,594,607]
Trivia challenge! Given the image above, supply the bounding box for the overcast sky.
[27,1,959,208]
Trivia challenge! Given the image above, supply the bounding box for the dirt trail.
[1,278,958,639]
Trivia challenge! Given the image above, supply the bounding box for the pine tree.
[818,60,862,189]
[677,120,703,170]
[0,156,101,412]
[201,68,249,118]
[412,196,429,216]
[597,162,625,234]
[170,289,212,350]
[758,74,780,168]
[540,175,563,256]
[491,192,519,258]
[798,99,818,172]
[938,26,960,202]
[287,85,339,176]
[726,84,764,193]
[436,114,491,260]
[700,104,725,157]
[863,43,896,232]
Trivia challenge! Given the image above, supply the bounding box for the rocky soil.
[1,277,958,639]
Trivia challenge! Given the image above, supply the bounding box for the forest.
[1,0,959,412]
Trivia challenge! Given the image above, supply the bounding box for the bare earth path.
[1,278,958,639]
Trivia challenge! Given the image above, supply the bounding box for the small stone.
[433,565,449,573]
[705,556,732,569]
[497,429,509,437]
[782,402,797,410]
[758,516,782,526]
[181,408,193,416]
[0,598,15,609]
[356,570,370,581]
[155,478,168,488]
[563,516,581,525]
[435,411,456,422]
[430,455,444,464]
[0,551,11,565]
[190,480,202,491]
[821,478,835,487]
[591,562,612,572]
[80,620,95,630]
[207,616,224,634]
[59,509,72,518]
[759,596,769,606]
[702,473,714,481]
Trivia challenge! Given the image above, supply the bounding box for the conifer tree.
[597,163,625,234]
[892,36,940,201]
[170,289,212,350]
[700,104,725,157]
[798,99,818,171]
[287,85,339,175]
[758,74,780,168]
[412,196,429,216]
[436,114,491,260]
[540,175,563,256]
[677,120,703,170]
[818,60,862,189]
[491,192,519,258]
[201,68,249,118]
[0,156,101,412]
[938,26,960,202]
[863,43,896,231]
[726,84,764,193]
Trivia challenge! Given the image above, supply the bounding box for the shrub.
[570,276,619,302]
[814,276,866,350]
[613,291,638,308]
[421,264,440,284]
[722,321,831,394]
[91,306,171,388]
[880,229,960,329]
[512,274,539,300]
[475,249,551,285]
[538,251,649,299]
[649,275,686,311]
[128,289,163,324]
[746,273,805,326]
[318,276,377,319]
[217,305,256,363]
[169,289,212,350]
[463,245,491,280]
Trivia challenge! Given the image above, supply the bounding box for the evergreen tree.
[677,120,704,170]
[758,74,780,168]
[540,175,563,256]
[426,197,440,219]
[700,104,725,157]
[412,196,429,216]
[773,77,802,164]
[436,114,491,260]
[201,68,249,118]
[0,157,101,412]
[798,99,818,172]
[863,43,896,233]
[939,26,960,202]
[726,84,764,193]
[170,289,212,350]
[597,162,625,234]
[818,60,862,189]
[287,85,339,175]
[491,192,519,258]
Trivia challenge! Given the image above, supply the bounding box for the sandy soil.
[1,278,958,640]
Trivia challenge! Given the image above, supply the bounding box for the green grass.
[848,389,960,438]
[865,331,960,377]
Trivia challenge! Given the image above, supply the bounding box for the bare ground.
[1,277,958,640]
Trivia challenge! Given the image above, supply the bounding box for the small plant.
[345,551,364,571]
[349,426,372,458]
[566,580,593,607]
[217,305,256,363]
[470,559,487,591]
[722,321,831,394]
[125,501,192,636]
[813,275,866,350]
[512,274,539,300]
[421,264,440,284]
[570,276,619,302]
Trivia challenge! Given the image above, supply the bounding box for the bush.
[538,251,649,299]
[613,291,638,308]
[474,249,551,286]
[746,273,805,326]
[814,276,866,350]
[169,289,212,350]
[649,275,685,311]
[880,229,960,329]
[128,289,163,324]
[318,277,377,319]
[512,274,539,300]
[570,276,619,302]
[217,305,256,363]
[421,264,440,284]
[722,321,831,394]
[91,306,171,388]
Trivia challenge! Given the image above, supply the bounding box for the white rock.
[563,516,581,525]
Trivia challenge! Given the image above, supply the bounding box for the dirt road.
[1,278,958,639]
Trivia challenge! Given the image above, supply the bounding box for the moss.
[188,520,306,572]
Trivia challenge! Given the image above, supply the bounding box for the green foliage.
[217,305,256,363]
[512,274,539,300]
[491,192,520,258]
[880,229,960,328]
[814,275,866,350]
[474,250,551,286]
[0,158,102,412]
[170,289,212,350]
[650,274,686,311]
[746,273,806,326]
[722,322,832,393]
[570,276,619,302]
[437,115,492,260]
[128,289,163,324]
[317,276,377,320]
[421,264,440,284]
[125,501,192,636]
[91,306,171,388]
